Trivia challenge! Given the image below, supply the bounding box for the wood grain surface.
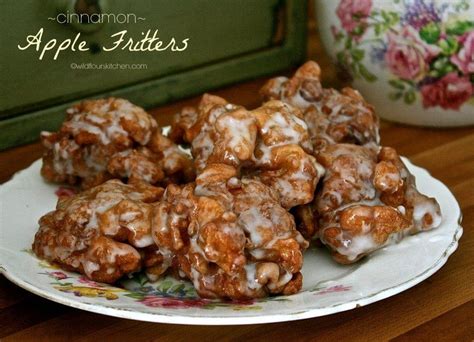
[1,6,473,342]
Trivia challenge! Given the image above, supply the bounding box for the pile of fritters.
[33,61,442,300]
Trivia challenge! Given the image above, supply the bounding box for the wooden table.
[1,13,473,342]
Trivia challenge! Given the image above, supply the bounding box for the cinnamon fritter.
[315,144,442,264]
[170,95,324,209]
[261,61,380,152]
[152,164,308,299]
[41,98,194,189]
[33,180,164,283]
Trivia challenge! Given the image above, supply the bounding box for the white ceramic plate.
[0,158,462,325]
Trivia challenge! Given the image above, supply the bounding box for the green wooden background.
[0,0,307,150]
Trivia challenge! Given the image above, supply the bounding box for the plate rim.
[0,158,464,325]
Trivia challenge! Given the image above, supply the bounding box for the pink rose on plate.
[336,0,372,37]
[451,31,474,74]
[420,73,473,110]
[385,26,441,80]
[314,285,351,295]
[49,271,68,280]
[139,295,210,308]
[78,276,104,288]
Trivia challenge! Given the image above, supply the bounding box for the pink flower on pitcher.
[420,72,473,110]
[331,25,340,39]
[451,31,474,74]
[336,0,372,37]
[385,26,440,80]
[139,295,210,308]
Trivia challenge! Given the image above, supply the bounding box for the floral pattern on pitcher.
[332,0,474,110]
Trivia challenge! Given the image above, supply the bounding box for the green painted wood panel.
[1,0,279,118]
[0,0,307,150]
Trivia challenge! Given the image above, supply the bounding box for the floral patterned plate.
[0,158,462,325]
